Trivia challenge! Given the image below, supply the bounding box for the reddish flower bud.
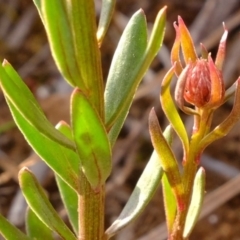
[171,16,228,110]
[182,58,224,108]
[184,59,211,107]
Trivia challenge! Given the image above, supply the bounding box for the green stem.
[170,109,212,240]
[78,170,105,240]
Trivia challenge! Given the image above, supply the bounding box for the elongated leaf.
[149,108,184,211]
[0,214,31,240]
[105,150,163,238]
[171,22,183,76]
[162,173,176,233]
[160,125,177,234]
[0,60,75,150]
[183,167,205,238]
[19,168,76,240]
[56,121,78,234]
[26,208,54,239]
[106,7,166,146]
[160,65,189,156]
[104,9,147,129]
[56,176,78,234]
[178,16,197,63]
[41,0,82,88]
[6,100,80,191]
[71,89,112,190]
[97,0,116,46]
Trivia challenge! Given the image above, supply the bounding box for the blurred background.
[0,0,240,239]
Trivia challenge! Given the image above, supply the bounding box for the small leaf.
[160,65,189,157]
[183,167,205,238]
[55,176,78,235]
[149,108,184,211]
[0,214,31,240]
[105,150,163,238]
[26,208,54,239]
[7,101,80,191]
[162,173,176,234]
[19,168,76,240]
[97,0,116,46]
[178,16,197,63]
[41,0,82,88]
[107,6,166,146]
[71,89,112,190]
[215,26,228,71]
[171,22,183,76]
[104,9,148,129]
[0,60,75,150]
[56,121,78,234]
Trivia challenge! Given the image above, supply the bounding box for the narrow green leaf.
[55,176,78,235]
[106,7,166,146]
[105,150,163,238]
[0,60,75,150]
[160,125,177,234]
[162,173,176,233]
[19,168,77,240]
[183,167,206,238]
[97,0,116,46]
[63,0,104,117]
[71,89,112,190]
[149,108,184,211]
[104,9,148,129]
[160,65,189,156]
[26,208,54,239]
[41,0,82,88]
[56,121,78,234]
[6,100,80,192]
[0,214,31,240]
[144,6,166,68]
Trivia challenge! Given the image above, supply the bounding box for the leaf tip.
[2,59,10,66]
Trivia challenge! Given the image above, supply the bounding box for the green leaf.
[19,168,77,240]
[41,0,82,88]
[97,0,116,46]
[106,7,166,146]
[183,167,205,238]
[149,108,184,211]
[6,100,80,192]
[55,176,78,234]
[160,65,189,157]
[162,173,176,234]
[104,9,148,129]
[0,60,75,150]
[0,214,31,240]
[105,150,163,238]
[26,208,54,239]
[71,89,112,190]
[56,121,78,234]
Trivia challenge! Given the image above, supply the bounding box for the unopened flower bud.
[182,57,225,108]
[184,59,211,107]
